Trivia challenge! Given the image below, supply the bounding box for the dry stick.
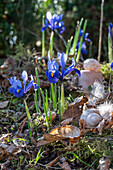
[98,0,104,62]
[25,28,60,52]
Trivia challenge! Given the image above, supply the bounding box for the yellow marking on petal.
[34,82,38,85]
[51,72,54,77]
[74,66,80,70]
[43,25,46,28]
[17,89,19,93]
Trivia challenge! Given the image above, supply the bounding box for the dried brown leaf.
[0,143,21,161]
[37,125,81,147]
[58,157,71,170]
[98,156,112,170]
[62,96,88,119]
[61,118,73,126]
[0,101,9,109]
[37,137,51,147]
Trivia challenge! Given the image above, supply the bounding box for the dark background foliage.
[0,0,113,61]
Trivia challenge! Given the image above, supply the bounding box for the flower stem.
[42,16,45,57]
[58,86,61,121]
[24,99,32,139]
[61,82,64,116]
[34,90,39,113]
[49,31,54,58]
[108,33,113,63]
[51,83,56,109]
[35,67,41,105]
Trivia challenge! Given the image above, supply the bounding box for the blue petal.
[63,66,74,77]
[53,14,59,20]
[79,29,83,36]
[57,52,66,74]
[63,59,75,77]
[47,70,60,83]
[13,80,22,89]
[46,11,52,22]
[58,14,63,22]
[48,59,59,71]
[74,68,81,77]
[110,62,113,70]
[45,19,48,25]
[24,80,33,93]
[33,83,39,91]
[8,76,17,85]
[9,87,14,94]
[58,21,64,27]
[22,70,28,81]
[77,41,88,54]
[41,25,47,32]
[14,88,24,97]
[60,26,66,34]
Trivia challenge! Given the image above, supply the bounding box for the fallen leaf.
[50,125,81,138]
[98,156,112,170]
[0,143,21,161]
[58,157,71,170]
[61,118,73,126]
[37,125,81,147]
[62,96,88,119]
[0,101,9,109]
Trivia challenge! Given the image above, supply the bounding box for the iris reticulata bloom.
[41,11,66,34]
[79,29,91,42]
[46,52,81,84]
[9,70,39,97]
[108,23,113,41]
[110,62,113,70]
[76,41,88,54]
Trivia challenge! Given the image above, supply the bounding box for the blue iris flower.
[79,29,91,42]
[108,23,113,41]
[110,62,113,70]
[41,11,66,34]
[9,70,39,97]
[46,52,81,84]
[76,41,88,54]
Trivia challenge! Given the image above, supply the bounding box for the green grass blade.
[40,88,49,128]
[70,18,84,56]
[76,19,87,63]
[66,36,73,60]
[35,67,41,105]
[70,152,92,168]
[49,108,52,125]
[35,147,42,164]
[46,89,49,111]
[24,99,32,138]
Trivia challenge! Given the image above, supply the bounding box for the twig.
[98,0,104,62]
[25,28,60,52]
[54,29,67,47]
